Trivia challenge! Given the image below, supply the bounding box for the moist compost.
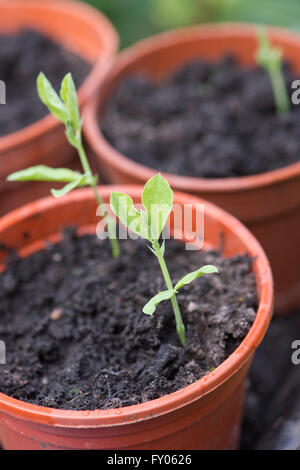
[0,230,257,410]
[101,55,300,178]
[0,29,91,136]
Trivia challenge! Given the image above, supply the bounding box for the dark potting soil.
[101,55,300,178]
[0,230,257,410]
[0,29,91,136]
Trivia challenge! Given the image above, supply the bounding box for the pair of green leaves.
[143,264,218,315]
[37,71,82,150]
[37,72,81,134]
[111,173,173,241]
[8,73,87,197]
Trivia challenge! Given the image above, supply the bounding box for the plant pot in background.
[0,0,118,216]
[0,187,273,450]
[83,24,300,316]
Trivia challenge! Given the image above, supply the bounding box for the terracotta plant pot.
[0,186,273,450]
[83,23,300,316]
[0,0,118,216]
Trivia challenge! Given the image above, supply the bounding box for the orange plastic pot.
[0,0,118,216]
[0,186,273,450]
[83,23,300,315]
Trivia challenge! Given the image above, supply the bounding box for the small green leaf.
[65,123,79,148]
[37,72,68,123]
[60,73,81,131]
[7,165,84,183]
[255,27,282,69]
[175,265,219,291]
[51,175,85,198]
[143,289,174,316]
[255,27,289,115]
[142,174,173,240]
[110,192,151,240]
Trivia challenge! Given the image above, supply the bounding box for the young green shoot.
[255,27,290,115]
[7,72,120,258]
[110,174,218,346]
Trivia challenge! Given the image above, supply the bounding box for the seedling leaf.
[37,72,68,123]
[60,73,81,131]
[175,265,219,291]
[110,192,151,240]
[142,174,173,240]
[143,289,174,315]
[7,165,84,183]
[51,175,85,198]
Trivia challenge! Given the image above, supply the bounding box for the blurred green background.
[84,0,300,48]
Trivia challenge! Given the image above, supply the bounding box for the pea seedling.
[110,174,218,346]
[255,27,290,114]
[8,72,120,258]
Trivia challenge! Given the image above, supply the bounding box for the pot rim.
[0,186,274,427]
[0,0,118,154]
[83,22,300,193]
